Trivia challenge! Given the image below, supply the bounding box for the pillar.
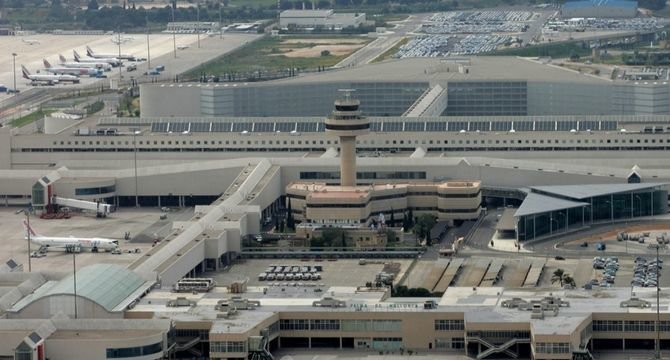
[340,136,356,187]
[158,196,161,208]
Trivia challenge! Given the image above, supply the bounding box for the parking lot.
[424,11,533,34]
[394,34,513,58]
[208,259,413,288]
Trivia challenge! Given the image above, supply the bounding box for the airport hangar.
[140,57,670,118]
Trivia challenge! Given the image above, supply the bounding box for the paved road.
[334,13,432,68]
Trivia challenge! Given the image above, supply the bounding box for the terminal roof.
[514,193,589,217]
[11,264,151,313]
[531,182,667,200]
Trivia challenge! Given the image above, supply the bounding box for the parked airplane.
[74,50,120,67]
[22,65,80,85]
[86,45,136,61]
[43,59,99,76]
[24,221,119,252]
[59,54,112,71]
[22,39,40,45]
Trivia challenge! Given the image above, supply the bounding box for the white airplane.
[24,221,119,252]
[177,45,190,50]
[86,45,136,61]
[43,59,99,77]
[74,50,120,67]
[22,65,80,85]
[22,39,40,45]
[59,54,111,71]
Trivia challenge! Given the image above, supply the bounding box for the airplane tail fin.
[59,54,67,63]
[43,59,52,69]
[86,46,94,57]
[21,65,30,79]
[22,220,38,239]
[73,50,81,61]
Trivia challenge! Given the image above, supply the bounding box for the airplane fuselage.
[30,235,118,251]
[61,61,111,71]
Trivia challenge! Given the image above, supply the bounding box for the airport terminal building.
[141,58,670,118]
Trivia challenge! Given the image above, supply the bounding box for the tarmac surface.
[0,207,177,274]
[0,32,260,104]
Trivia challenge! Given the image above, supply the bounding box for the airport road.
[334,13,432,68]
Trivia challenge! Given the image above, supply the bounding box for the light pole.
[146,15,151,69]
[196,2,201,49]
[557,211,567,233]
[171,5,177,59]
[11,53,17,95]
[15,209,31,272]
[648,243,666,360]
[133,130,140,207]
[72,250,78,319]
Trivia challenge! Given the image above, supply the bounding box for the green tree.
[413,214,437,246]
[551,268,574,287]
[320,50,331,57]
[407,209,414,228]
[286,198,295,230]
[321,228,344,247]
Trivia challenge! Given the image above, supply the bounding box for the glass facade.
[341,320,402,332]
[445,81,527,116]
[202,82,427,117]
[535,342,571,354]
[210,341,247,353]
[75,185,116,196]
[435,319,465,331]
[106,342,162,358]
[518,189,668,241]
[299,171,427,181]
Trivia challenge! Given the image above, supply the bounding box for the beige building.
[287,181,482,226]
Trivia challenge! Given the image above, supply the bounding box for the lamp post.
[72,250,78,319]
[557,211,567,233]
[146,15,151,69]
[171,5,177,59]
[648,243,666,360]
[133,130,141,207]
[11,53,17,95]
[634,195,642,218]
[196,2,201,49]
[15,209,31,272]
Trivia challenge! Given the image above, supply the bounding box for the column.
[340,136,356,187]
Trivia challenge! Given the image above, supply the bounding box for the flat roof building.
[279,10,366,29]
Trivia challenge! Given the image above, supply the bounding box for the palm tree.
[562,275,576,288]
[551,268,566,287]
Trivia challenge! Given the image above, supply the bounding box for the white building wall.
[46,331,165,360]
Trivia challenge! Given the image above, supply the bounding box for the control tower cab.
[324,90,370,187]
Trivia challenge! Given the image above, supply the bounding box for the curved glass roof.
[11,264,146,312]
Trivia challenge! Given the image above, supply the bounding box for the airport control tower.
[324,90,370,187]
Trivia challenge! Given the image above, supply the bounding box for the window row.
[106,342,163,358]
[535,342,570,354]
[210,341,247,353]
[435,319,465,331]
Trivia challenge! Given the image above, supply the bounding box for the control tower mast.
[324,90,370,187]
